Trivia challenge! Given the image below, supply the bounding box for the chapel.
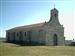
[6,8,65,45]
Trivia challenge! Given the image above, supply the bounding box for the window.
[20,32,22,37]
[39,29,43,32]
[25,32,26,36]
[27,31,32,43]
[17,32,19,36]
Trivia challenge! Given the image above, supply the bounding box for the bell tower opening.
[53,34,58,46]
[49,8,61,26]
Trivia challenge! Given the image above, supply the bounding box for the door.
[53,34,58,46]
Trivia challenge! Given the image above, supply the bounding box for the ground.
[0,42,75,56]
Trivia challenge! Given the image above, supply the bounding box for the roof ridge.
[8,22,45,32]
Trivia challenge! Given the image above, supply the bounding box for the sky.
[0,0,75,40]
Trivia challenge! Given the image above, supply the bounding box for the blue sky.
[0,0,75,40]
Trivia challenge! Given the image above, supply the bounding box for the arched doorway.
[53,34,58,46]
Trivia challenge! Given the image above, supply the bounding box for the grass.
[0,42,75,56]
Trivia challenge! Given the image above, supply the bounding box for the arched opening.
[53,34,58,46]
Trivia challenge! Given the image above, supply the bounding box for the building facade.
[6,8,65,46]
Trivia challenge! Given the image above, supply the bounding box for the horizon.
[0,0,75,40]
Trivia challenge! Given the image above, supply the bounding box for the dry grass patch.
[0,42,75,56]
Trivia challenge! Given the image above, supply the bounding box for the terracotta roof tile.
[8,22,44,32]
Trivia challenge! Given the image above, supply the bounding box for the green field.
[0,42,75,56]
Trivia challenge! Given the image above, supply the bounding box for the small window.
[20,32,22,37]
[17,32,19,36]
[25,32,26,36]
[39,29,43,32]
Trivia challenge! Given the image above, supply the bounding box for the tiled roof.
[7,22,45,32]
